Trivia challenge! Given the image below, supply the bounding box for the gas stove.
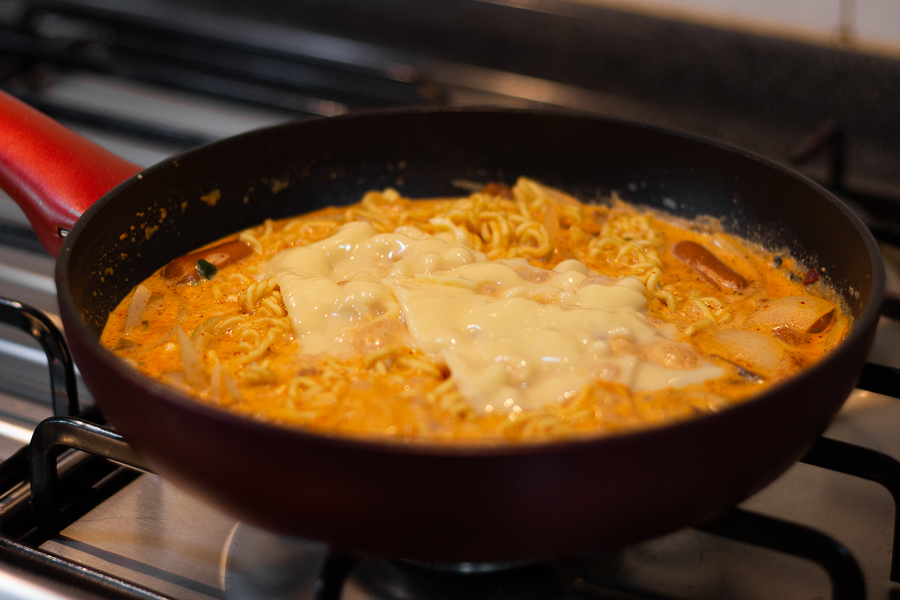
[4,312,900,599]
[0,1,899,598]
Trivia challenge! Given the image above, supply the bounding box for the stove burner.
[399,558,538,574]
[355,558,564,600]
[223,521,567,600]
[223,523,328,599]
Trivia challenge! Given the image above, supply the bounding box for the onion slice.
[698,329,785,376]
[176,326,207,388]
[124,285,151,334]
[746,295,835,333]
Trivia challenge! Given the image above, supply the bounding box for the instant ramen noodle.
[101,178,849,442]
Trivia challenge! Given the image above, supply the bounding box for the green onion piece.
[197,259,218,280]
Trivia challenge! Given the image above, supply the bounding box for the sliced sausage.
[673,241,747,292]
[481,182,513,198]
[163,240,254,283]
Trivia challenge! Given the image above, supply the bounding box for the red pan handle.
[0,90,143,257]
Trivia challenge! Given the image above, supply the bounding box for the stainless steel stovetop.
[1,1,899,598]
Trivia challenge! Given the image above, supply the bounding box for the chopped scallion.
[197,259,217,280]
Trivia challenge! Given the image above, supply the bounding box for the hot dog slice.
[673,241,747,292]
[163,240,253,283]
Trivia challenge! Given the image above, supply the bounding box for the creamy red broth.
[101,178,849,442]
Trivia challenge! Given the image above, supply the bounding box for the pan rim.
[55,106,887,459]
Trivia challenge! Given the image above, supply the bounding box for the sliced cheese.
[266,221,722,413]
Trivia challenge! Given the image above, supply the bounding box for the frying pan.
[0,92,884,561]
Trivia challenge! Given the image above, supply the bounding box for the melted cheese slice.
[266,221,723,413]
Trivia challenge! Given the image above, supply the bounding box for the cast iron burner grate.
[0,297,899,599]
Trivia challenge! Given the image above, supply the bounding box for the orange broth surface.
[100,179,850,443]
